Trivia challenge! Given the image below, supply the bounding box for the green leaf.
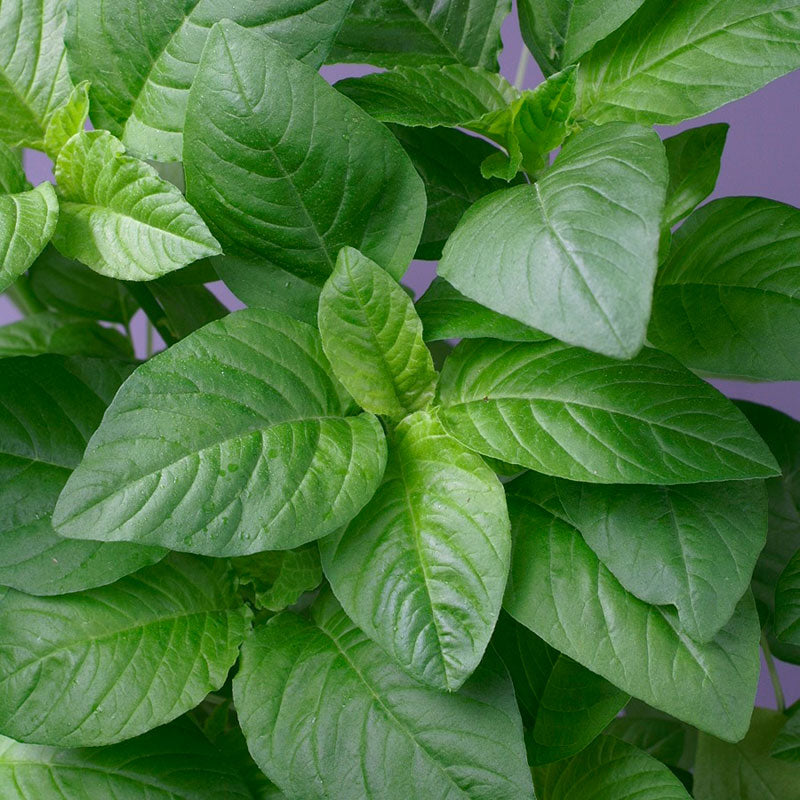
[416,277,550,342]
[437,339,779,484]
[233,591,535,799]
[776,549,800,645]
[516,472,767,642]
[0,182,59,293]
[518,0,647,75]
[577,1,800,126]
[650,197,800,381]
[607,708,697,773]
[0,554,250,746]
[662,124,728,230]
[217,724,287,800]
[0,142,27,194]
[532,734,692,800]
[66,0,353,162]
[329,0,510,69]
[0,355,164,596]
[321,410,510,691]
[148,281,227,340]
[694,708,800,799]
[493,612,628,765]
[0,0,72,147]
[43,81,90,161]
[503,475,762,741]
[53,131,220,281]
[53,309,388,556]
[0,312,132,359]
[772,710,800,763]
[184,22,425,284]
[318,248,436,419]
[0,718,253,799]
[439,122,667,358]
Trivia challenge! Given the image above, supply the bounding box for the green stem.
[762,633,786,713]
[514,47,531,89]
[122,282,178,348]
[145,320,154,358]
[5,275,46,316]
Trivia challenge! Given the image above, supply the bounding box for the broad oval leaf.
[53,309,388,556]
[0,554,250,746]
[184,21,425,284]
[66,0,353,162]
[0,142,27,194]
[776,549,800,645]
[650,197,800,381]
[0,718,253,799]
[577,0,800,125]
[328,0,510,69]
[503,476,762,741]
[532,735,691,800]
[439,122,667,358]
[53,131,220,280]
[517,472,768,642]
[319,247,437,418]
[0,182,59,293]
[0,355,164,596]
[437,339,779,484]
[233,591,535,799]
[321,410,511,691]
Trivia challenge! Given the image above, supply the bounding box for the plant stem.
[762,633,786,713]
[5,275,46,316]
[145,320,154,358]
[514,47,530,89]
[122,282,178,348]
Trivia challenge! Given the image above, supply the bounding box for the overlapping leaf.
[773,711,800,763]
[43,81,90,161]
[0,142,27,194]
[776,549,800,645]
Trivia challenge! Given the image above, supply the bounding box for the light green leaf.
[772,710,800,763]
[577,1,800,126]
[53,131,220,281]
[439,122,667,358]
[0,182,59,293]
[776,549,800,645]
[53,309,388,556]
[329,0,510,69]
[0,554,250,746]
[184,22,425,285]
[518,0,647,75]
[233,591,535,799]
[0,355,164,596]
[416,277,549,342]
[503,475,762,741]
[517,472,767,642]
[437,339,779,484]
[662,123,728,230]
[319,248,436,419]
[321,410,510,691]
[0,0,72,147]
[0,142,27,194]
[493,612,628,765]
[650,197,800,381]
[66,0,353,162]
[532,735,691,800]
[43,81,90,161]
[0,718,253,799]
[694,708,800,799]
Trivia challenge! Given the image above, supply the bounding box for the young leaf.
[320,410,511,691]
[503,476,762,741]
[662,124,728,230]
[577,1,800,125]
[439,123,667,358]
[416,277,549,342]
[53,131,221,281]
[0,182,59,293]
[0,355,164,596]
[650,197,800,381]
[0,718,253,799]
[0,142,27,194]
[43,81,90,161]
[694,708,800,799]
[0,554,250,746]
[66,0,353,162]
[53,309,388,556]
[233,591,535,799]
[184,22,425,284]
[493,612,629,766]
[772,710,800,763]
[0,0,72,147]
[516,472,768,643]
[318,247,437,418]
[532,735,692,800]
[776,549,800,645]
[328,0,510,69]
[437,339,779,484]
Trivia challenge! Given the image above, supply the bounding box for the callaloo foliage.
[2,0,800,797]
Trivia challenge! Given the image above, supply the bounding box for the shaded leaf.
[776,549,800,645]
[772,710,800,763]
[607,708,696,773]
[0,142,27,194]
[148,281,227,340]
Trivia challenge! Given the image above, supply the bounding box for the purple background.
[5,6,799,708]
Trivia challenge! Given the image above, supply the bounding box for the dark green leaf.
[607,708,696,773]
[772,710,800,763]
[218,723,287,800]
[776,549,800,645]
[0,142,27,194]
[148,281,227,340]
